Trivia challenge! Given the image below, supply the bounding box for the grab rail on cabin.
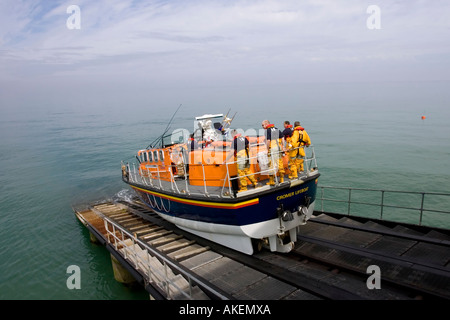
[317,186,450,230]
[122,145,318,199]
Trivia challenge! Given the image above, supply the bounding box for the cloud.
[1,0,450,87]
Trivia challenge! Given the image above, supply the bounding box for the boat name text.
[276,187,309,200]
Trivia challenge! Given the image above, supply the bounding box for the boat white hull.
[153,201,316,254]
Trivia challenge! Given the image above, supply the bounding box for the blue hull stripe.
[133,177,319,226]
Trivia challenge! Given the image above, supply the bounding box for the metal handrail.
[317,185,450,229]
[124,145,318,199]
[103,216,230,300]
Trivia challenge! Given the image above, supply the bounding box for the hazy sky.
[1,0,450,112]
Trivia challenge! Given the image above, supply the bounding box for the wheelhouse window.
[153,150,159,162]
[138,150,146,163]
[159,150,164,161]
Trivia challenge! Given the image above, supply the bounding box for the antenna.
[220,109,237,131]
[148,104,183,148]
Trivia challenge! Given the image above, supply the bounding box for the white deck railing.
[122,145,318,199]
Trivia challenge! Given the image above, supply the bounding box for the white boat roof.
[195,114,223,120]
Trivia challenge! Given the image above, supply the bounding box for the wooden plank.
[75,209,107,236]
[159,239,196,253]
[108,212,134,221]
[135,226,164,236]
[142,230,173,241]
[128,223,154,231]
[114,216,137,223]
[149,234,184,246]
[170,245,210,261]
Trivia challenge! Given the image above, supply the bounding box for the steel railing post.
[348,188,352,215]
[419,193,425,226]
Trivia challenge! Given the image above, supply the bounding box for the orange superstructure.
[137,134,289,188]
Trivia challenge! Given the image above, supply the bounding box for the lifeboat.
[122,112,320,254]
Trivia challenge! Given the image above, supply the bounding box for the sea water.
[1,81,449,299]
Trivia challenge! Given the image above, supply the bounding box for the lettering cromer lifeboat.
[121,111,320,255]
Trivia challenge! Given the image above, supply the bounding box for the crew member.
[283,124,298,179]
[188,133,199,151]
[121,163,129,182]
[291,121,311,174]
[187,133,201,167]
[227,130,258,191]
[261,120,285,185]
[282,120,294,157]
[282,121,293,140]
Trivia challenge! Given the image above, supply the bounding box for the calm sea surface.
[1,81,449,299]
